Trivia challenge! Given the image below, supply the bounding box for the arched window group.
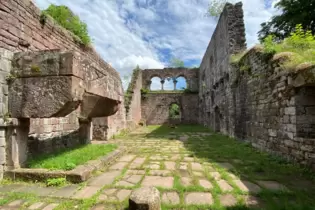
[150,76,187,91]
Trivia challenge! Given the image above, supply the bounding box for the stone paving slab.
[162,192,180,205]
[88,171,121,186]
[164,161,176,170]
[199,179,213,189]
[42,203,59,210]
[210,172,221,180]
[217,180,233,192]
[50,185,79,198]
[109,162,128,170]
[73,186,101,199]
[256,180,287,191]
[220,194,237,207]
[126,170,146,175]
[234,180,261,193]
[185,192,213,205]
[118,155,136,162]
[28,202,46,210]
[191,162,203,171]
[181,177,193,187]
[129,157,146,169]
[141,176,174,188]
[149,170,172,176]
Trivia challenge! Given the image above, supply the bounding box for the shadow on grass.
[143,124,315,210]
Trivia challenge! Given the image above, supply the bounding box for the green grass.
[27,144,117,170]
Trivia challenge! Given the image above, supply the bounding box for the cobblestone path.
[0,125,314,210]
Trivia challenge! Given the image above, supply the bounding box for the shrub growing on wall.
[42,4,91,45]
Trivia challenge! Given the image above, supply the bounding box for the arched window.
[169,104,181,119]
[175,76,187,90]
[150,77,162,91]
[164,77,174,91]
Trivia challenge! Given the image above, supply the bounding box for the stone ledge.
[4,146,128,183]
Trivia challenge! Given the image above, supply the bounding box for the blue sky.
[34,0,280,89]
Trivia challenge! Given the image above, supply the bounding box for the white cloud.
[34,0,280,90]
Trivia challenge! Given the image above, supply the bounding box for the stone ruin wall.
[126,70,142,126]
[0,0,127,173]
[199,2,315,169]
[199,2,246,130]
[141,68,199,125]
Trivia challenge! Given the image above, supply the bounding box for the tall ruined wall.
[141,93,199,125]
[0,49,13,178]
[224,47,315,169]
[0,0,126,145]
[199,2,246,129]
[126,70,142,124]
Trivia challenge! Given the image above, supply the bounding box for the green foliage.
[169,104,180,119]
[43,4,91,45]
[258,0,315,42]
[229,50,248,64]
[30,65,41,73]
[183,88,198,94]
[262,24,315,69]
[46,177,66,187]
[28,144,117,170]
[169,57,185,68]
[124,65,141,113]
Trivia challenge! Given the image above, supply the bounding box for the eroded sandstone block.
[129,187,161,210]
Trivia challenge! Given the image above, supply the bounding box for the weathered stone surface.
[88,171,121,186]
[116,189,132,201]
[109,162,128,170]
[164,161,176,170]
[256,181,287,191]
[217,180,233,192]
[210,172,221,180]
[199,179,213,189]
[129,187,161,210]
[191,162,203,171]
[162,192,180,205]
[73,186,101,199]
[149,170,171,176]
[185,192,213,205]
[119,155,136,162]
[181,177,193,187]
[28,202,45,210]
[141,176,174,188]
[42,203,59,210]
[220,194,237,207]
[234,180,261,193]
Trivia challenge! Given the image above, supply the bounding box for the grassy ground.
[2,125,315,210]
[143,125,315,210]
[27,144,117,170]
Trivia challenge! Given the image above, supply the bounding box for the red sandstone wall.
[0,0,124,138]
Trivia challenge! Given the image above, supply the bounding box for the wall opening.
[169,104,181,119]
[295,86,315,138]
[164,77,174,90]
[150,77,162,91]
[175,76,187,90]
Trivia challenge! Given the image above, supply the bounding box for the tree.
[169,57,185,68]
[258,0,315,42]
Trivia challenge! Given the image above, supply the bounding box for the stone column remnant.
[129,187,161,210]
